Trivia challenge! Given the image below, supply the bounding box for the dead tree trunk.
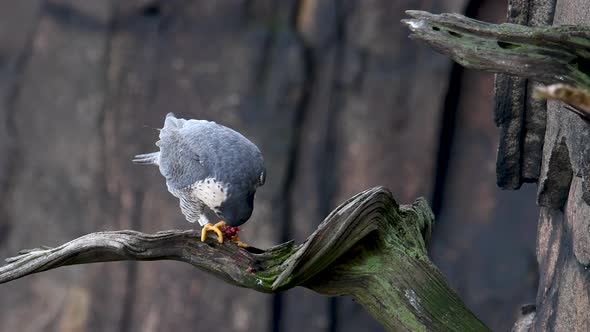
[534,1,590,330]
[403,0,590,330]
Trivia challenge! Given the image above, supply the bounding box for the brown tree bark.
[533,1,590,330]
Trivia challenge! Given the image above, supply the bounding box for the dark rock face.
[0,1,539,332]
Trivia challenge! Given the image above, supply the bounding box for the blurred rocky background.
[0,1,538,331]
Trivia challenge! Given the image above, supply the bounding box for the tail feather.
[133,152,160,165]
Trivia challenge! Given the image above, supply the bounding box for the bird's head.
[217,191,255,227]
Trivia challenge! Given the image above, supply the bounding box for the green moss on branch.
[402,10,590,90]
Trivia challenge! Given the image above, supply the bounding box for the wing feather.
[158,118,210,189]
[170,187,205,224]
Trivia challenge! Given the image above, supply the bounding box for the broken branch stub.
[534,83,590,120]
[0,187,489,332]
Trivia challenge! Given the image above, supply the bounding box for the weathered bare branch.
[402,10,590,89]
[0,187,490,331]
[534,83,590,120]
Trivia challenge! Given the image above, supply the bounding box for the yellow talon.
[214,221,227,229]
[201,221,227,243]
[227,231,248,248]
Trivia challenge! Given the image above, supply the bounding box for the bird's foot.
[201,221,227,243]
[222,226,249,248]
[201,222,249,247]
[235,240,249,248]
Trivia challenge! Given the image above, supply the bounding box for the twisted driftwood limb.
[0,187,490,332]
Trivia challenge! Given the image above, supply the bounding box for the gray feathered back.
[134,113,265,226]
[159,114,264,190]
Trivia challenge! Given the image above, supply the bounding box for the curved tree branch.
[0,187,490,332]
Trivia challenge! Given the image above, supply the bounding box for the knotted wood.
[0,187,489,332]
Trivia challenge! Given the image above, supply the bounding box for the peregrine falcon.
[133,113,265,246]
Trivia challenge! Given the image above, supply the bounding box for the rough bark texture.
[494,73,527,189]
[0,187,491,332]
[403,1,590,330]
[493,0,556,188]
[493,0,529,190]
[534,1,590,330]
[402,11,590,88]
[521,0,555,183]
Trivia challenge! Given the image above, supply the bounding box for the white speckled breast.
[190,178,228,214]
